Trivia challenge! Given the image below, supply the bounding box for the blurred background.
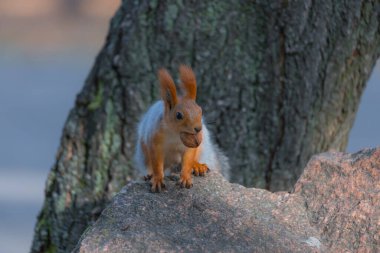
[0,1,120,252]
[0,1,378,252]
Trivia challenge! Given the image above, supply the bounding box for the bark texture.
[31,1,380,252]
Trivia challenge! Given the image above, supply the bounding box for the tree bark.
[31,1,380,252]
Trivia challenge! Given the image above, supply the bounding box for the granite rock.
[74,148,380,252]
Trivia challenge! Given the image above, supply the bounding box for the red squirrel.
[134,65,229,192]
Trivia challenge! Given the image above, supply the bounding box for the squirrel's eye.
[176,112,183,120]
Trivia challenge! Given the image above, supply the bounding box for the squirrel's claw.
[178,177,193,189]
[192,162,209,177]
[150,177,165,193]
[150,182,165,193]
[144,174,152,181]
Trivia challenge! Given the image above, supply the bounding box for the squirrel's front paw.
[193,162,209,177]
[150,176,165,193]
[178,175,193,189]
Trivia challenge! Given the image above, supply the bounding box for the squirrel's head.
[158,65,203,148]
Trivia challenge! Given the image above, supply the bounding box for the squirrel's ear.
[158,68,177,110]
[179,65,197,100]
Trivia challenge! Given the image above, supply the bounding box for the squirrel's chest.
[163,134,186,167]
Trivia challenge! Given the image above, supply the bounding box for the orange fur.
[179,65,197,100]
[149,130,165,191]
[191,145,209,176]
[144,66,209,192]
[158,68,177,110]
[179,148,197,188]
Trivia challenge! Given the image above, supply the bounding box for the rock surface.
[74,148,380,253]
[294,148,380,252]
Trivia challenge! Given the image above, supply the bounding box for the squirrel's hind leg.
[141,141,153,181]
[143,174,152,181]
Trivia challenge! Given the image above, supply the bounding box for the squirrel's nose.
[194,126,202,133]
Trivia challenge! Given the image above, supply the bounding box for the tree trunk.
[31,1,380,252]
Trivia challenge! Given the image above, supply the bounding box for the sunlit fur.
[158,68,177,110]
[179,65,197,100]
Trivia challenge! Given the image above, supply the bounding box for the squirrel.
[134,65,229,192]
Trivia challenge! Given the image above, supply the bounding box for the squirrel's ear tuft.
[179,65,197,100]
[158,68,177,110]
